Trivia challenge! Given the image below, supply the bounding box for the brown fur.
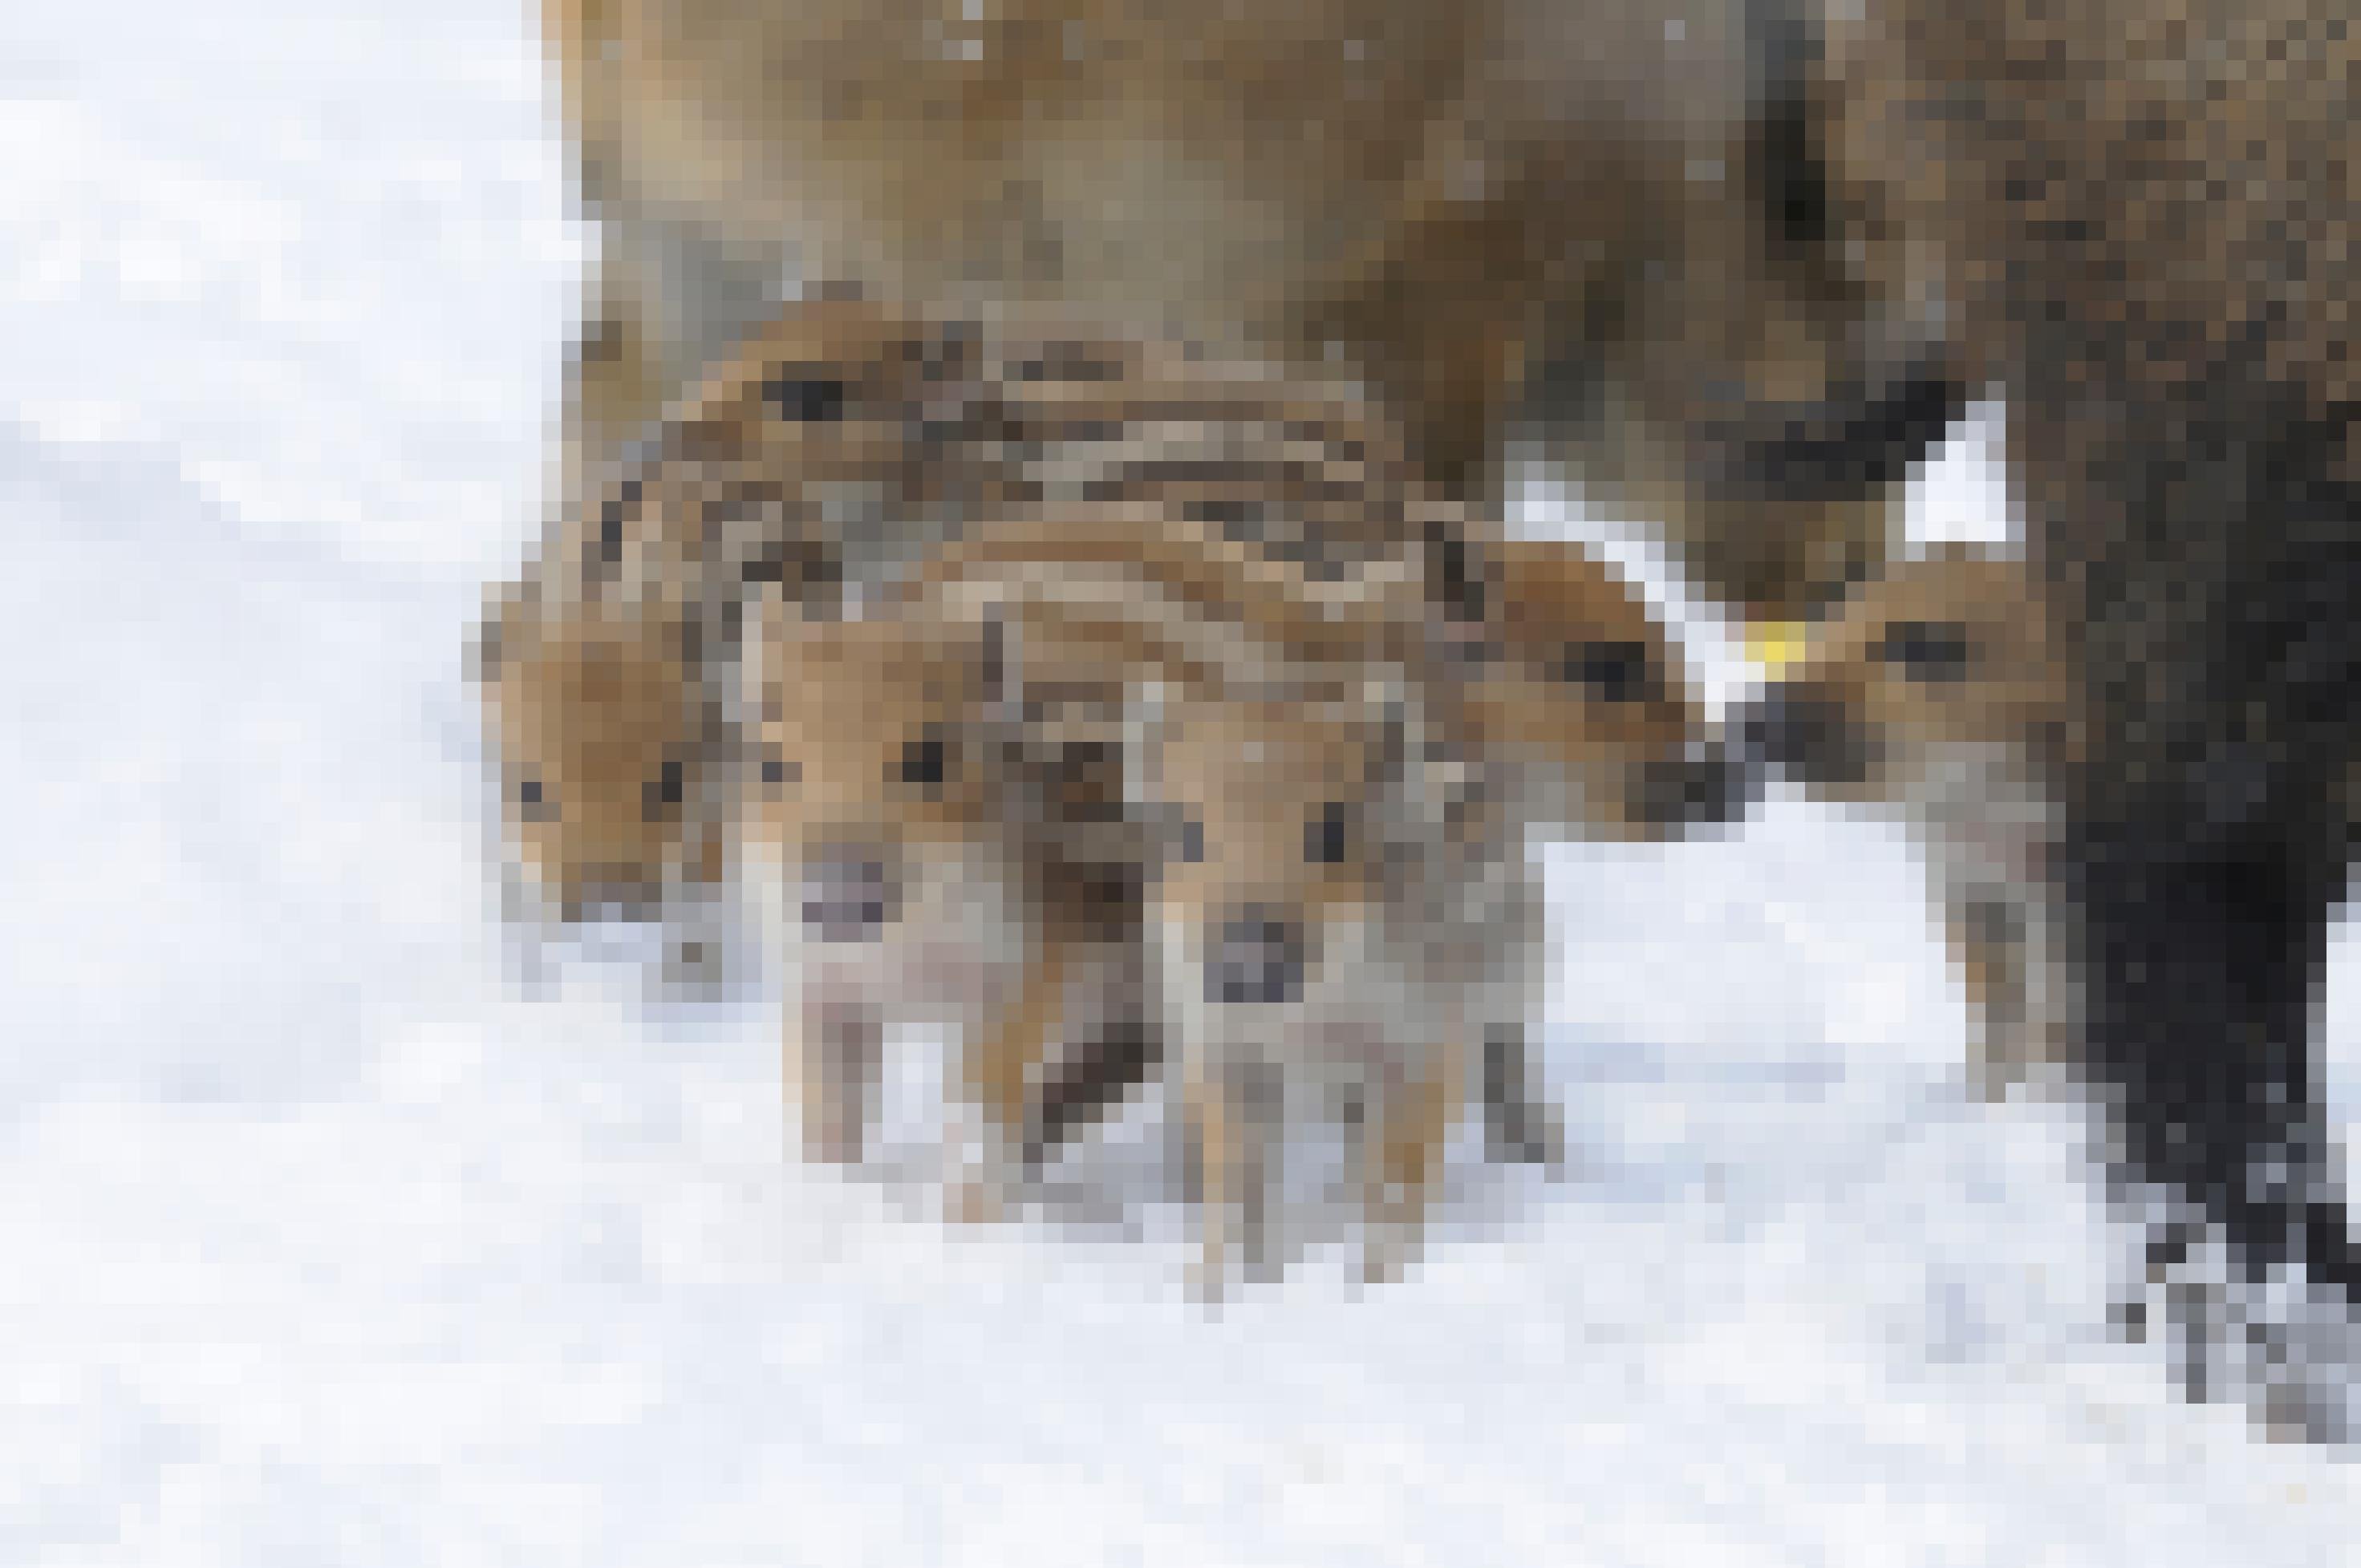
[895,514,1736,1193]
[1751,549,2083,1097]
[477,582,726,924]
[904,523,1733,849]
[486,287,1736,1269]
[542,0,1909,622]
[563,292,1476,633]
[1815,0,2361,1432]
[1472,537,1738,842]
[745,604,1140,1195]
[489,294,1505,939]
[488,295,1472,938]
[895,520,1730,1283]
[1816,1,2356,818]
[1136,681,1467,1295]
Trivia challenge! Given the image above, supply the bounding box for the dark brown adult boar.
[1814,0,2360,1435]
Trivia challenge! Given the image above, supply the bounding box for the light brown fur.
[487,295,1469,942]
[1755,548,2085,1098]
[947,540,1728,1289]
[486,292,1737,1262]
[1134,681,1468,1295]
[477,582,727,928]
[744,603,1138,1197]
[1471,537,1738,842]
[542,0,1908,622]
[897,513,1737,1190]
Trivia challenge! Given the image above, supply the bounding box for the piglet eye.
[1562,641,1656,704]
[1305,802,1351,865]
[1876,620,1974,683]
[643,759,687,821]
[761,752,797,788]
[1175,816,1205,865]
[515,776,552,820]
[899,731,948,789]
[591,476,642,569]
[764,374,848,424]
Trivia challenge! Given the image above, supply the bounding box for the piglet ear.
[469,580,535,685]
[468,612,506,687]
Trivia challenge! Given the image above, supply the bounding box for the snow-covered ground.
[2,3,2355,1562]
